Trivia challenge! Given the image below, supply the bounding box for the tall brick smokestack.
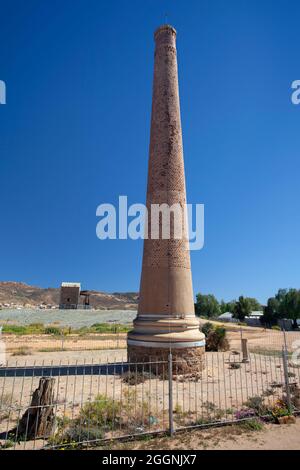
[127,25,205,372]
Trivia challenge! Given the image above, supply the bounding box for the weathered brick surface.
[143,25,190,273]
[128,25,205,364]
[128,345,205,375]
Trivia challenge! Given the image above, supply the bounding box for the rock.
[277,415,296,425]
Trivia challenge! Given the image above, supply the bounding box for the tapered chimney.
[127,25,205,372]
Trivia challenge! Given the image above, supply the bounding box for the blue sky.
[0,0,299,304]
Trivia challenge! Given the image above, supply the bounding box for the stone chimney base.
[127,344,205,375]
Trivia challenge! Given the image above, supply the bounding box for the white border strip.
[136,313,196,319]
[127,339,205,349]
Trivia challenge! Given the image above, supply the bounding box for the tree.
[275,288,288,305]
[261,297,280,327]
[232,296,262,321]
[233,296,252,321]
[195,293,220,318]
[262,289,300,329]
[220,300,236,314]
[247,297,262,312]
[280,289,300,329]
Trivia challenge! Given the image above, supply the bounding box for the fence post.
[282,328,288,352]
[241,338,249,363]
[281,346,292,412]
[168,352,174,436]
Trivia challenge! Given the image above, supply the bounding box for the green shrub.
[240,418,264,431]
[201,322,214,337]
[244,396,267,415]
[44,326,61,335]
[90,323,131,334]
[269,399,291,420]
[206,326,229,352]
[271,325,281,331]
[49,424,103,448]
[0,440,14,449]
[201,322,229,352]
[48,416,103,449]
[2,325,27,335]
[3,324,46,334]
[79,394,120,427]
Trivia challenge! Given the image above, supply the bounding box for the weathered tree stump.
[12,377,56,440]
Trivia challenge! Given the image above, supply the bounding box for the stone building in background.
[59,282,81,309]
[127,25,205,373]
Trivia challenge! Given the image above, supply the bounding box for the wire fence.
[0,330,299,450]
[208,323,300,356]
[0,326,128,358]
[2,323,300,365]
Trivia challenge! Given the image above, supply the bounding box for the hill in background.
[0,282,138,310]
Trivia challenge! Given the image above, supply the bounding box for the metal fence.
[2,323,300,363]
[0,333,299,450]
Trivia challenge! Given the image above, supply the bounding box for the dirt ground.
[105,418,300,450]
[2,333,127,359]
[199,320,300,354]
[2,320,299,367]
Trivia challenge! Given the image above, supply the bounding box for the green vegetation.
[79,394,120,427]
[48,390,152,449]
[201,323,229,352]
[195,293,220,318]
[233,296,261,321]
[244,396,268,415]
[201,321,214,337]
[44,326,61,335]
[86,323,130,333]
[270,399,291,420]
[261,288,300,328]
[195,293,261,320]
[195,287,300,328]
[240,418,264,431]
[220,300,237,315]
[2,322,131,336]
[0,440,14,449]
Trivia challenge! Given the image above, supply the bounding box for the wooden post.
[12,377,55,440]
[241,338,249,363]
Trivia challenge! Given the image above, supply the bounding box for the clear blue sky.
[0,0,299,304]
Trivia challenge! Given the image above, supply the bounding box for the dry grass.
[0,393,14,421]
[11,346,32,356]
